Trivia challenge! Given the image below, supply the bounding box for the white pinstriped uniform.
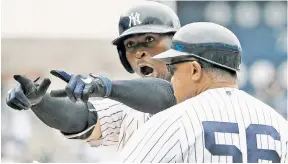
[119,88,288,163]
[87,98,151,151]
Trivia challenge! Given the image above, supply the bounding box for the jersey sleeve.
[87,98,130,147]
[119,105,191,163]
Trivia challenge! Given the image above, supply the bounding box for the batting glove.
[6,75,51,110]
[50,70,112,102]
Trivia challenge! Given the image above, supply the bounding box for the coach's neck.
[196,70,238,96]
[199,82,238,94]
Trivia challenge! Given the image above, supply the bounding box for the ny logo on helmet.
[129,12,141,27]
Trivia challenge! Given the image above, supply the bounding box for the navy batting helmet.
[112,1,181,73]
[154,22,242,72]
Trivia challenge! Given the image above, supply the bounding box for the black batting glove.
[6,75,51,110]
[50,70,112,102]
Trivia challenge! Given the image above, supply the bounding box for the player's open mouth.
[140,66,154,77]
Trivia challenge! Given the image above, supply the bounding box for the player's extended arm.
[48,70,176,141]
[50,70,176,114]
[6,73,176,141]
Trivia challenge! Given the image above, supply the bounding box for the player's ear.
[189,61,202,81]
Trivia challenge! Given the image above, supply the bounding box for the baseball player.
[6,1,180,151]
[119,22,288,163]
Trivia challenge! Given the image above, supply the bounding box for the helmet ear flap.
[117,44,134,73]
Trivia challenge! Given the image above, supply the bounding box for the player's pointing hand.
[6,75,51,110]
[50,70,112,103]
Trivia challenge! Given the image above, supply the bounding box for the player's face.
[124,33,172,81]
[168,59,203,103]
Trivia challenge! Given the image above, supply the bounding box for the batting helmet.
[112,1,181,73]
[153,22,242,71]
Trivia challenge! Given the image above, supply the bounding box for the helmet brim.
[153,48,190,64]
[153,48,240,71]
[112,25,178,45]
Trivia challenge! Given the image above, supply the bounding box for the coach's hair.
[196,58,238,83]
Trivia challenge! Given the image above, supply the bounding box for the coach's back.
[180,87,287,163]
[120,88,288,163]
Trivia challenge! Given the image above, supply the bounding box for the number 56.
[202,121,281,163]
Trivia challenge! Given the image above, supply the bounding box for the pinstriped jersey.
[120,88,288,163]
[87,98,151,151]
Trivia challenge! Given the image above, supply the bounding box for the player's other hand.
[6,75,51,110]
[50,70,112,103]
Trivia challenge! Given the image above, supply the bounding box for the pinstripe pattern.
[122,112,182,162]
[120,88,288,163]
[88,99,150,148]
[191,100,206,162]
[284,141,288,163]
